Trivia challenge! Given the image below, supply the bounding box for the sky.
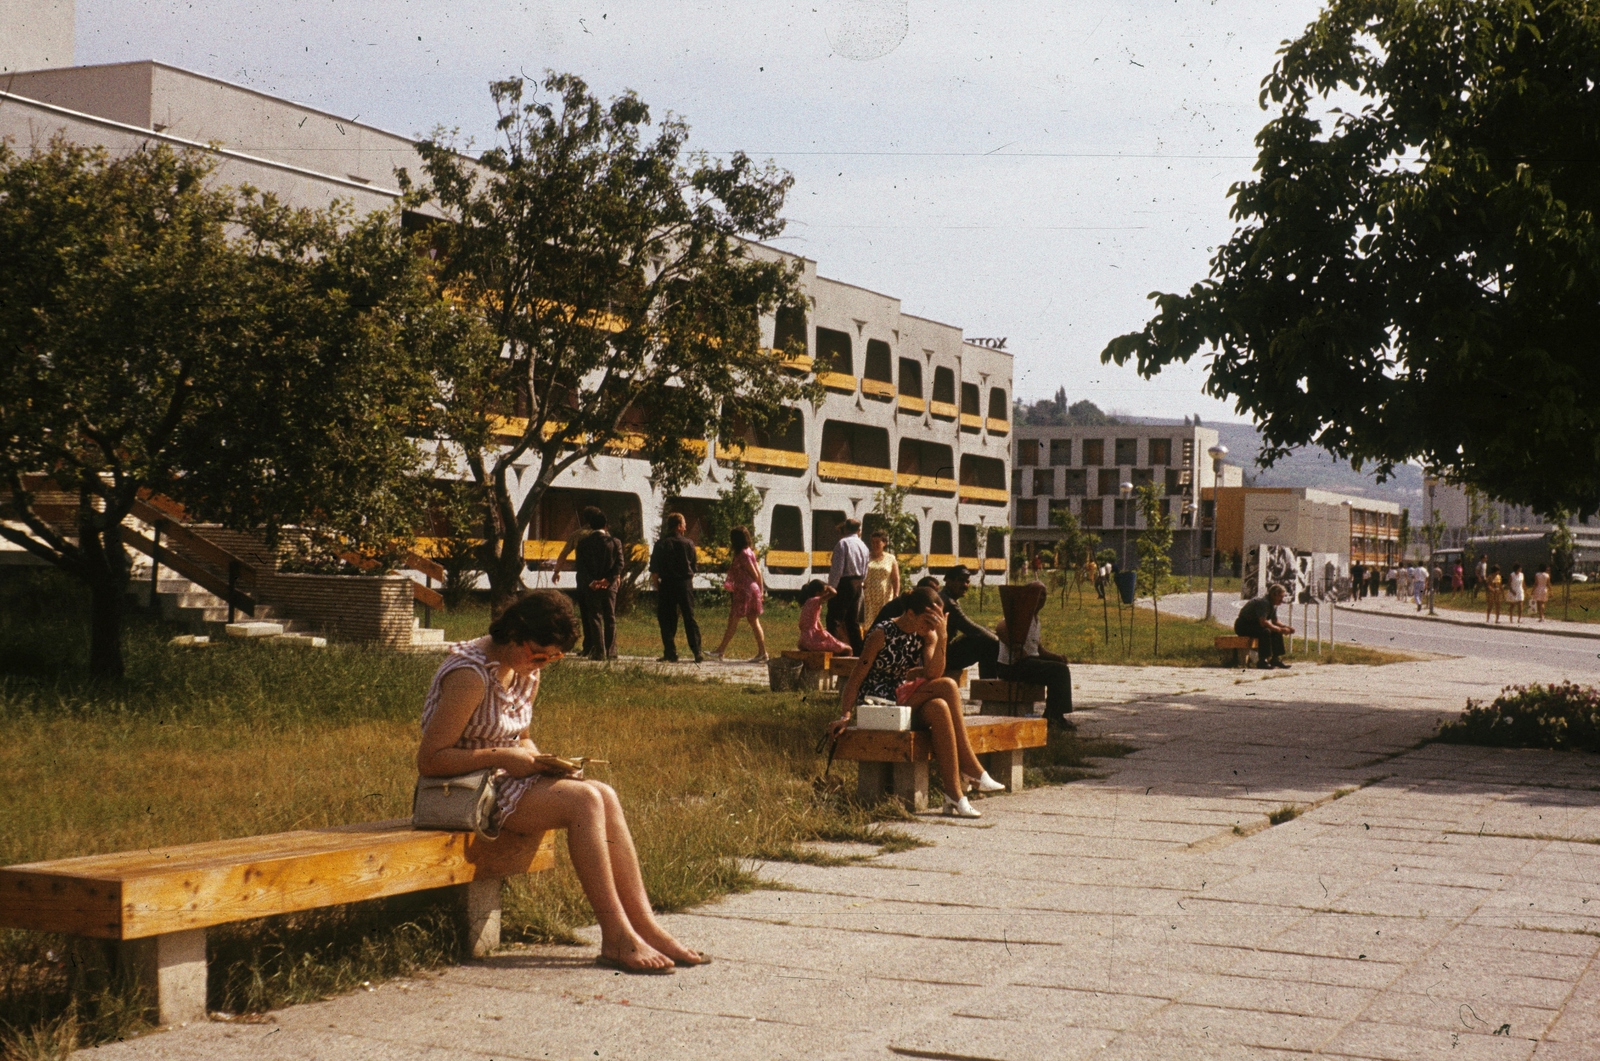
[77,0,1332,423]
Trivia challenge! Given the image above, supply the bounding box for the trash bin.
[1115,570,1138,605]
[767,656,806,692]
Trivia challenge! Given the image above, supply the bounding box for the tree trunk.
[87,569,126,680]
[1152,597,1160,656]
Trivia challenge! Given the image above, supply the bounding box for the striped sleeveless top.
[420,637,540,749]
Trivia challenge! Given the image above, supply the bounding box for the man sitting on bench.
[995,581,1074,731]
[1235,582,1295,669]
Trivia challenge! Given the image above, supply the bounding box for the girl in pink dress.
[713,526,769,662]
[797,579,852,654]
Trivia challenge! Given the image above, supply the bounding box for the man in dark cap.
[939,565,999,679]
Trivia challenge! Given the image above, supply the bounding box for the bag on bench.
[413,770,500,840]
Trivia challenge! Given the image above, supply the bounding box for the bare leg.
[715,611,740,656]
[589,781,703,965]
[747,617,767,658]
[908,678,984,780]
[501,779,673,971]
[916,696,963,797]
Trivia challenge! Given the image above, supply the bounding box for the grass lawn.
[1424,581,1600,623]
[0,569,1131,1056]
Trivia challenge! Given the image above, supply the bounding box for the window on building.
[1032,469,1056,496]
[932,366,956,405]
[1017,439,1039,466]
[1148,438,1172,466]
[815,326,852,375]
[863,339,893,383]
[1082,438,1105,465]
[1115,438,1137,465]
[773,304,807,358]
[959,524,979,558]
[820,420,890,468]
[1050,438,1071,466]
[1158,498,1172,520]
[1113,498,1136,527]
[960,454,1008,497]
[1049,498,1074,524]
[1131,468,1154,489]
[768,506,805,564]
[897,438,955,484]
[1165,468,1186,495]
[1016,499,1038,526]
[1063,469,1088,495]
[898,357,923,398]
[1097,468,1121,495]
[987,527,1006,561]
[930,520,953,555]
[812,510,847,555]
[1082,499,1104,527]
[961,382,981,416]
[987,387,1008,421]
[1012,469,1024,494]
[534,487,644,546]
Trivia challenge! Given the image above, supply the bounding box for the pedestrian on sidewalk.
[1235,583,1295,669]
[1452,562,1464,595]
[1350,562,1366,600]
[573,506,623,661]
[1386,565,1398,597]
[1474,557,1488,600]
[1532,563,1551,622]
[827,517,869,655]
[711,526,767,663]
[1506,563,1526,623]
[1485,564,1504,624]
[650,513,703,663]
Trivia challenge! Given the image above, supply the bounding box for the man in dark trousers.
[574,506,623,660]
[940,565,999,680]
[1235,582,1295,668]
[649,512,702,663]
[827,517,869,655]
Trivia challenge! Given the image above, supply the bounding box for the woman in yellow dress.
[1485,564,1504,624]
[860,529,902,628]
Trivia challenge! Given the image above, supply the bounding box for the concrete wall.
[0,0,73,73]
[262,573,414,648]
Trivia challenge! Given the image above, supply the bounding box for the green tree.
[1134,483,1174,655]
[406,73,817,594]
[1103,0,1600,516]
[1549,509,1576,620]
[1047,503,1099,606]
[1398,509,1412,559]
[866,485,920,559]
[0,139,446,678]
[704,467,765,566]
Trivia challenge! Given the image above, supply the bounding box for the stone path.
[92,657,1600,1060]
[1340,595,1600,642]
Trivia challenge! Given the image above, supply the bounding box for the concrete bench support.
[836,716,1046,812]
[119,928,208,1026]
[459,877,502,958]
[982,748,1026,792]
[780,650,833,690]
[855,761,930,811]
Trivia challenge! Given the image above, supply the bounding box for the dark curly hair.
[488,589,581,649]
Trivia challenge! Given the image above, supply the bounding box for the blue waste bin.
[1115,571,1137,605]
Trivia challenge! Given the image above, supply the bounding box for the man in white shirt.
[827,517,869,654]
[995,581,1073,731]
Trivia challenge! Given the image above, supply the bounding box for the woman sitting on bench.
[828,586,1005,818]
[797,579,852,654]
[419,589,705,974]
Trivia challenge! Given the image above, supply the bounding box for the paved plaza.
[93,656,1600,1060]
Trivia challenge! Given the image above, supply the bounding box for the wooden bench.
[827,656,858,684]
[1214,635,1257,668]
[834,716,1048,811]
[969,679,1048,718]
[781,649,833,689]
[0,821,555,1026]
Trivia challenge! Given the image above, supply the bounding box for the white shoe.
[942,795,982,819]
[971,771,1007,794]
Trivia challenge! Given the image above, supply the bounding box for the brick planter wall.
[261,573,414,648]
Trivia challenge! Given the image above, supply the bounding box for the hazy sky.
[78,0,1330,422]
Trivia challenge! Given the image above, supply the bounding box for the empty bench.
[969,679,1048,718]
[834,715,1048,810]
[1214,635,1257,668]
[0,820,555,1026]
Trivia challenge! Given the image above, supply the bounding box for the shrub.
[1435,682,1600,752]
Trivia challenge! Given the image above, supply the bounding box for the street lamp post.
[1119,481,1134,571]
[1204,445,1228,621]
[1425,475,1438,616]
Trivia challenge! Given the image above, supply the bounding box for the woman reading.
[418,590,705,974]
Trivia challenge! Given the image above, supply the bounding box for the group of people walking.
[1348,555,1554,623]
[1481,562,1552,623]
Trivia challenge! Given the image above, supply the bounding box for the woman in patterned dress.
[827,586,1004,818]
[418,590,704,974]
[860,530,901,631]
[712,526,768,662]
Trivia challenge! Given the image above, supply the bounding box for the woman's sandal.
[596,954,676,975]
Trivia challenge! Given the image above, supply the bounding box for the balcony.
[522,539,565,561]
[766,549,810,570]
[984,557,1006,573]
[958,484,1010,505]
[817,371,857,394]
[927,553,958,569]
[897,472,957,496]
[811,550,834,568]
[929,400,958,420]
[777,351,813,374]
[897,395,926,415]
[959,413,983,432]
[898,553,927,570]
[861,378,895,401]
[986,417,1009,435]
[714,443,809,472]
[817,460,895,486]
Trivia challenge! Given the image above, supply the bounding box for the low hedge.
[1436,682,1600,752]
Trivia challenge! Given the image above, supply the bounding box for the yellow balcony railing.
[927,553,958,569]
[817,461,895,485]
[817,371,857,393]
[861,378,895,400]
[897,473,957,495]
[897,395,926,415]
[811,550,834,568]
[778,352,814,373]
[984,557,1007,573]
[959,484,1010,504]
[959,413,983,431]
[898,553,927,570]
[766,549,811,569]
[714,443,810,471]
[929,401,958,419]
[986,417,1009,435]
[523,539,566,561]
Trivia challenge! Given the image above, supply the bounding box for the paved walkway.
[93,657,1600,1060]
[1339,595,1600,641]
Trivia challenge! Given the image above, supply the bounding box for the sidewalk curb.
[1334,603,1600,642]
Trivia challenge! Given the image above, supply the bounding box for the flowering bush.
[1436,683,1600,752]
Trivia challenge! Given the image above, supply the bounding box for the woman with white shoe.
[827,586,1005,818]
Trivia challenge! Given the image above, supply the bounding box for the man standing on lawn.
[650,512,703,663]
[1235,582,1295,669]
[574,506,624,660]
[827,517,869,655]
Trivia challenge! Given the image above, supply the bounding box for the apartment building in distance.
[1010,423,1224,574]
[1202,486,1403,573]
[0,56,1013,590]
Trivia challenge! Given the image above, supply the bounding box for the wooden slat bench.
[781,649,833,690]
[969,679,1048,718]
[1214,635,1257,668]
[834,716,1048,810]
[827,656,858,685]
[0,821,555,1026]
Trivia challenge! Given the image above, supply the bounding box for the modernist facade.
[1202,486,1403,571]
[1010,423,1223,574]
[0,59,1012,590]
